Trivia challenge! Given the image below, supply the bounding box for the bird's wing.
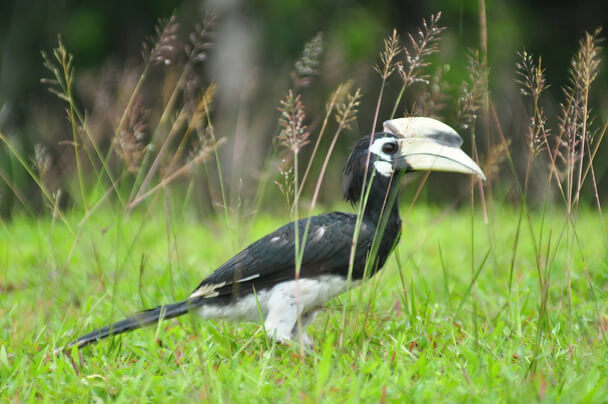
[189,212,374,300]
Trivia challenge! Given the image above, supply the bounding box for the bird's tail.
[62,298,208,351]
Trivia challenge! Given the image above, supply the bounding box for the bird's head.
[343,117,485,203]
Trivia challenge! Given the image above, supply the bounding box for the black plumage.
[192,135,403,300]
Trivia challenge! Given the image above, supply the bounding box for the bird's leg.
[264,291,298,343]
[264,279,328,346]
[290,310,318,347]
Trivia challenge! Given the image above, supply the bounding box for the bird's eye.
[382,142,398,155]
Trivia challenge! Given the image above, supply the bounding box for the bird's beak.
[385,117,486,180]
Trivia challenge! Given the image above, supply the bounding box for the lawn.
[1,202,606,402]
[0,3,606,402]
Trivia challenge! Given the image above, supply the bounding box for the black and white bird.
[64,117,485,350]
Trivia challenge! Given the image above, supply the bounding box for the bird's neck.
[361,172,402,226]
[359,172,403,275]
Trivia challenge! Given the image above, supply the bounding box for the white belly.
[196,275,354,322]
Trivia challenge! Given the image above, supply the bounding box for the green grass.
[1,202,607,402]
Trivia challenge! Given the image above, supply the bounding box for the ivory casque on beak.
[384,117,486,180]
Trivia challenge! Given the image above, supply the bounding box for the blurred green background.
[0,0,607,217]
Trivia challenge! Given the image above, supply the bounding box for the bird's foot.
[265,328,313,350]
[266,328,292,345]
[290,329,313,348]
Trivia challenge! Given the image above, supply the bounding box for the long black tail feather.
[63,298,209,351]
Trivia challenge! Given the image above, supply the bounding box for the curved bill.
[384,117,486,180]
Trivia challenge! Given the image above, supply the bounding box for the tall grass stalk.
[0,131,73,232]
[291,90,363,343]
[335,27,402,347]
[42,38,125,210]
[275,90,311,352]
[390,13,444,119]
[296,82,348,202]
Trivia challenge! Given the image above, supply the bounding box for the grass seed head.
[277,90,310,154]
[516,51,550,155]
[190,127,216,163]
[185,13,217,64]
[559,28,603,152]
[274,161,295,211]
[292,32,324,88]
[33,144,51,185]
[335,88,362,130]
[412,64,449,119]
[374,29,401,80]
[399,12,445,87]
[457,49,489,130]
[40,36,75,104]
[114,96,148,172]
[516,50,548,100]
[142,15,181,66]
[482,139,511,182]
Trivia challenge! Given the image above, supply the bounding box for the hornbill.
[63,117,485,350]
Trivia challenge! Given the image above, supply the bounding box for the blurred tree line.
[0,0,607,217]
